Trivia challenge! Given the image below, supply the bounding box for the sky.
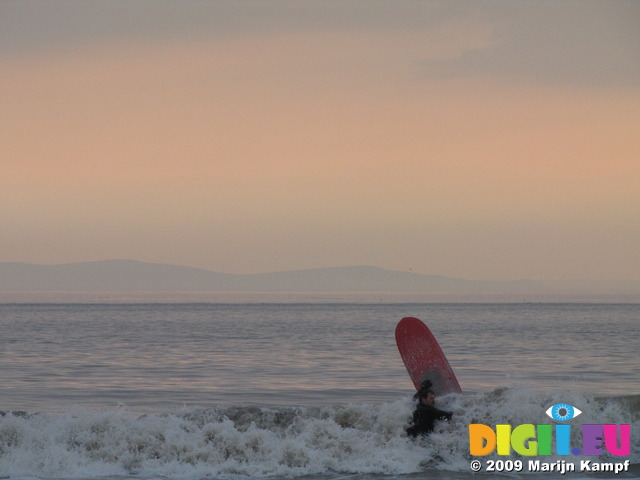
[2,0,639,282]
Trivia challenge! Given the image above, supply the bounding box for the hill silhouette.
[0,260,541,293]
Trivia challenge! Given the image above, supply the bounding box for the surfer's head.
[420,390,436,406]
[414,379,435,404]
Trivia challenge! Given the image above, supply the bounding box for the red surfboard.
[395,317,462,395]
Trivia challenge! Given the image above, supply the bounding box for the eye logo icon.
[546,403,582,422]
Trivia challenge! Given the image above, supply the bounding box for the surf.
[1,390,638,479]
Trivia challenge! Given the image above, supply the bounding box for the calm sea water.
[1,302,638,479]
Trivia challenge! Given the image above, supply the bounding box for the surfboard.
[395,316,462,396]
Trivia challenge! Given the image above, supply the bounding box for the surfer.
[406,379,452,438]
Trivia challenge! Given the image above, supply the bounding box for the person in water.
[406,379,452,437]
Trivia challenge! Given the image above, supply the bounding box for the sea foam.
[1,389,638,479]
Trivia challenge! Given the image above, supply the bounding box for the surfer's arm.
[430,406,452,421]
[439,409,453,421]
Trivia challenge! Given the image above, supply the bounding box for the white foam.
[1,389,638,479]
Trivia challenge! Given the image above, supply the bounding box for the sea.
[0,297,638,480]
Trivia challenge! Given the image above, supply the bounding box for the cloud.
[0,1,464,56]
[420,1,640,87]
[4,1,637,86]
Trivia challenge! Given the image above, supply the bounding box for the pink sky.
[2,1,639,281]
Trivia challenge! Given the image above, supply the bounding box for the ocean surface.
[0,301,638,479]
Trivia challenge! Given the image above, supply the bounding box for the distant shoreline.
[2,260,638,302]
[1,290,639,304]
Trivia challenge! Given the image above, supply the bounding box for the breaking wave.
[1,389,638,479]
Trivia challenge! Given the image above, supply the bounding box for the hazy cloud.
[3,1,637,86]
[421,1,640,86]
[1,1,459,55]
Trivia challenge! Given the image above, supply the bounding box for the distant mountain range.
[0,260,544,293]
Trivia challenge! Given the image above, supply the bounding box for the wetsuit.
[406,403,452,437]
